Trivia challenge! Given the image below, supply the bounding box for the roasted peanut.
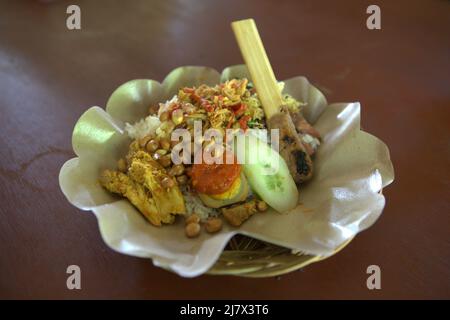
[146,139,159,153]
[171,109,184,125]
[182,103,195,114]
[257,200,268,212]
[160,121,175,134]
[185,213,200,225]
[170,164,184,176]
[155,149,168,156]
[185,222,201,238]
[159,111,169,122]
[152,149,167,161]
[159,154,172,168]
[160,137,171,151]
[205,217,223,233]
[160,176,175,189]
[139,135,152,148]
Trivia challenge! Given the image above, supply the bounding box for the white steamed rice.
[181,187,219,221]
[125,115,161,140]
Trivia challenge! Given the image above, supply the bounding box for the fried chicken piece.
[221,200,258,227]
[99,169,166,226]
[128,151,186,220]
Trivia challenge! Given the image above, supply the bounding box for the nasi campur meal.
[99,78,321,238]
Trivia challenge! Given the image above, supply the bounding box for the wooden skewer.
[231,18,284,120]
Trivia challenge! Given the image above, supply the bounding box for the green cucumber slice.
[238,134,299,213]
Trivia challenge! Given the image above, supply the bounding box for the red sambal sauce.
[190,158,241,195]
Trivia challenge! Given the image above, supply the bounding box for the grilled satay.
[268,107,314,183]
[289,110,321,157]
[232,19,315,184]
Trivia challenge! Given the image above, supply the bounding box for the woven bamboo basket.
[207,235,352,277]
[207,187,383,277]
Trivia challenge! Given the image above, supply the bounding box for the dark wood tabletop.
[1,0,449,299]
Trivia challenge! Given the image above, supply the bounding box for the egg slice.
[198,173,249,208]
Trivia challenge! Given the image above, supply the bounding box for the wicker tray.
[207,235,352,277]
[208,188,383,277]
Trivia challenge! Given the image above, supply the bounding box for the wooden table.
[1,0,449,299]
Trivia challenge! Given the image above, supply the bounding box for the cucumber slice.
[237,134,299,213]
